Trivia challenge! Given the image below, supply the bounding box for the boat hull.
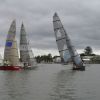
[0,66,22,71]
[23,66,37,70]
[72,66,85,71]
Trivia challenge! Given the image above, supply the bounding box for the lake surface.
[0,64,100,100]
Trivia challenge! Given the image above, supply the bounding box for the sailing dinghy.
[0,20,22,70]
[53,13,85,71]
[20,23,37,70]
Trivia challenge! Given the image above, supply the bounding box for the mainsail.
[4,20,20,66]
[53,13,84,69]
[20,23,37,68]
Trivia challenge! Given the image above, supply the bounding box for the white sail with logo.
[53,13,84,68]
[4,20,20,66]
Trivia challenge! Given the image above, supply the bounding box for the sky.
[0,0,100,57]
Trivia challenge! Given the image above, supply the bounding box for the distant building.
[90,55,100,64]
[53,56,61,63]
[82,56,93,63]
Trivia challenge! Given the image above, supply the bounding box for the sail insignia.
[6,41,12,47]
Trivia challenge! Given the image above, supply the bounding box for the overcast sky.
[0,0,100,56]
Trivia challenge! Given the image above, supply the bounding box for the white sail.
[0,54,3,65]
[20,23,37,68]
[53,13,83,67]
[53,13,71,63]
[4,20,20,66]
[28,45,37,66]
[20,23,28,62]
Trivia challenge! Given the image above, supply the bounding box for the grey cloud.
[0,0,100,54]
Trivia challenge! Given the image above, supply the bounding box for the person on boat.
[4,60,9,66]
[24,62,28,68]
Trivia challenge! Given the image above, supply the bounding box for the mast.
[4,20,19,66]
[53,13,84,68]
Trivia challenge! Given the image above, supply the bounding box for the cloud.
[0,0,100,56]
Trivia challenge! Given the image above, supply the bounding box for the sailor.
[24,62,28,68]
[4,60,8,66]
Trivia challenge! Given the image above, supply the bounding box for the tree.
[84,46,92,55]
[35,54,53,63]
[80,53,85,57]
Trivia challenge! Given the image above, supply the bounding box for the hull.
[0,66,22,71]
[72,66,85,71]
[23,66,37,70]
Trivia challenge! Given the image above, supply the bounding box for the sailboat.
[20,23,37,69]
[0,20,22,70]
[53,13,85,71]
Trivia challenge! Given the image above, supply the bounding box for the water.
[0,64,100,100]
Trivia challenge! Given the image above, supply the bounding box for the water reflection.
[0,64,100,100]
[50,69,77,100]
[0,70,37,100]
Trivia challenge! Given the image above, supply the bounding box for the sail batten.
[53,13,84,69]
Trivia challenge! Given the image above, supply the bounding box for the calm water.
[0,64,100,100]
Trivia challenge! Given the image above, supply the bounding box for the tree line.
[35,46,100,63]
[35,54,53,63]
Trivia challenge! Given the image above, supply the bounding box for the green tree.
[35,55,41,63]
[35,54,53,63]
[84,46,92,55]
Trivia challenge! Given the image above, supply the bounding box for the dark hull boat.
[23,66,37,70]
[72,66,85,71]
[53,13,85,71]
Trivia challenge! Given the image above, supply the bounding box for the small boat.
[0,20,22,71]
[53,13,85,71]
[20,23,37,70]
[72,63,85,71]
[72,66,85,71]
